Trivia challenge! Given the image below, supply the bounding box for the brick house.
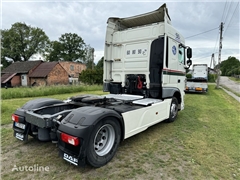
[59,61,86,84]
[29,62,69,86]
[1,61,42,87]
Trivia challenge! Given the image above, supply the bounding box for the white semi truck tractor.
[12,4,192,167]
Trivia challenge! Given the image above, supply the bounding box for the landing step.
[133,98,162,106]
[105,94,143,101]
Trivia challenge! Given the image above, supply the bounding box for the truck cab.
[103,4,191,110]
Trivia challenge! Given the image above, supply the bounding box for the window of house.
[70,65,74,71]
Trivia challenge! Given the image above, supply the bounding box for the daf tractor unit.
[12,4,192,167]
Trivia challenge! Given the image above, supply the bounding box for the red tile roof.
[2,61,42,73]
[1,73,17,83]
[29,62,58,77]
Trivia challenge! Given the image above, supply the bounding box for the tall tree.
[80,57,104,85]
[47,33,86,62]
[1,57,12,70]
[96,56,104,70]
[85,45,95,69]
[47,41,63,62]
[220,56,240,76]
[1,22,50,62]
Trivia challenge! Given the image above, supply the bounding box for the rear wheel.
[86,118,121,167]
[166,97,178,123]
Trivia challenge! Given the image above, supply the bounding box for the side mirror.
[187,59,192,67]
[184,59,192,69]
[187,48,192,59]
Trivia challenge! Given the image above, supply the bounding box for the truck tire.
[86,118,121,167]
[166,97,178,123]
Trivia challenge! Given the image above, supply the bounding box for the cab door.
[166,38,179,86]
[177,45,186,91]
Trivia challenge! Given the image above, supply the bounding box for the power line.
[194,52,218,61]
[223,2,239,37]
[221,2,229,22]
[195,55,212,61]
[185,27,219,39]
[223,1,233,24]
[215,1,228,61]
[221,0,228,22]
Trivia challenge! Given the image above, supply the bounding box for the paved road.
[219,76,240,103]
[219,76,240,94]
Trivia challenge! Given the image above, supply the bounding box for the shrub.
[80,69,103,85]
[186,74,192,79]
[208,74,217,82]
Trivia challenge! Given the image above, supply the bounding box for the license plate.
[15,132,25,141]
[15,122,26,130]
[63,153,78,166]
[196,87,202,91]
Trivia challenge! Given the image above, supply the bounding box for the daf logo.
[16,133,24,140]
[175,33,181,42]
[63,153,78,165]
[176,33,180,40]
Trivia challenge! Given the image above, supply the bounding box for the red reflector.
[61,132,79,146]
[12,114,19,122]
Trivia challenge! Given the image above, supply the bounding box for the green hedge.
[80,69,103,85]
[186,74,192,79]
[208,74,217,83]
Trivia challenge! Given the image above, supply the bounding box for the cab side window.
[178,46,185,64]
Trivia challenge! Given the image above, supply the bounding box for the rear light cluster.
[12,114,19,122]
[61,132,80,146]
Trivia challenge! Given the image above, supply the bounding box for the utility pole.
[210,53,217,81]
[216,22,223,89]
[210,53,215,69]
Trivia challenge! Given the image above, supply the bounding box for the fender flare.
[21,98,63,110]
[162,87,182,104]
[15,98,63,117]
[59,106,125,141]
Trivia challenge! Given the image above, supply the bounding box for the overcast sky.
[1,0,239,67]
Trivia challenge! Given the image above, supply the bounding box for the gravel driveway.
[219,76,240,94]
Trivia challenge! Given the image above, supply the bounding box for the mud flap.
[58,149,86,167]
[13,123,30,141]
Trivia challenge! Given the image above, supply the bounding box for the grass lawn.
[221,85,240,97]
[1,84,102,100]
[1,85,239,180]
[229,77,240,84]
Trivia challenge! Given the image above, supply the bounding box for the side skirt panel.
[122,99,171,139]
